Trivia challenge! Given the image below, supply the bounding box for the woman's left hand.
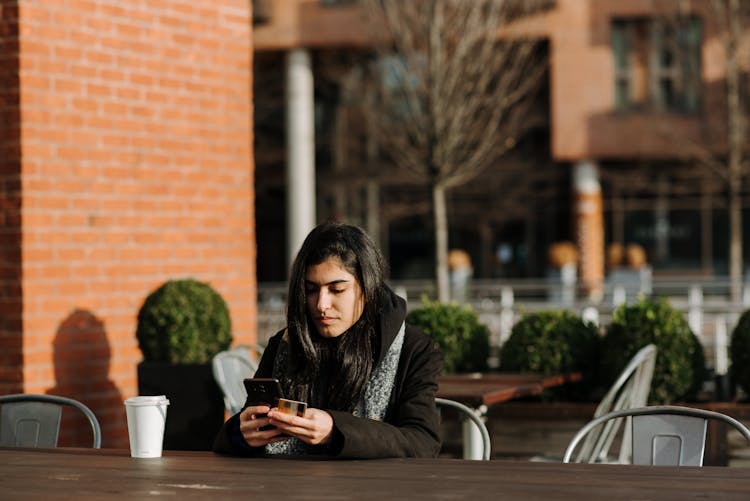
[266,407,334,445]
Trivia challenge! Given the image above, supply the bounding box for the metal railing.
[257,276,750,373]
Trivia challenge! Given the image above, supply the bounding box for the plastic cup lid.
[125,395,170,406]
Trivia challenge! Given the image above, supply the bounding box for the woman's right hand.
[239,405,287,447]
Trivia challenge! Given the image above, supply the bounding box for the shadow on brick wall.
[48,309,126,448]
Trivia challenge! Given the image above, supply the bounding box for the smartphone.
[242,379,306,431]
[243,377,284,409]
[243,378,283,430]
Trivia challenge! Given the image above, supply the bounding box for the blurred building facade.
[254,0,749,291]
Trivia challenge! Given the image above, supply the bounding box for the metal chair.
[212,345,262,415]
[0,394,102,448]
[564,405,750,466]
[572,343,657,464]
[529,343,656,463]
[436,397,491,461]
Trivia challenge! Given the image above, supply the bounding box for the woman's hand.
[267,407,334,446]
[238,405,287,447]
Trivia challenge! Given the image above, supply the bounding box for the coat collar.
[374,287,406,367]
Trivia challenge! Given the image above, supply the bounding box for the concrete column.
[286,48,316,270]
[574,160,605,301]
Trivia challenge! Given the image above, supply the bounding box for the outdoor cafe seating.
[3,381,750,499]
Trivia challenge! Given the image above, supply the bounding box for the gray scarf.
[265,323,405,455]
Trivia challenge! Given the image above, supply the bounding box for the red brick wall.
[5,0,255,448]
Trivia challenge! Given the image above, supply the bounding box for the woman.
[213,221,443,458]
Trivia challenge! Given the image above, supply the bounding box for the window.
[253,0,271,25]
[611,16,702,113]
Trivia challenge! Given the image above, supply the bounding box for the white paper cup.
[124,395,170,458]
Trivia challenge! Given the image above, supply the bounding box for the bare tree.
[359,0,548,302]
[650,0,750,301]
[715,0,748,302]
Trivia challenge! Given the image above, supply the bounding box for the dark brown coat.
[213,295,443,459]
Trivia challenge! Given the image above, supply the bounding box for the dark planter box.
[137,362,225,451]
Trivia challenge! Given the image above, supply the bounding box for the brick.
[18,3,52,23]
[53,77,82,93]
[69,63,98,80]
[19,72,51,90]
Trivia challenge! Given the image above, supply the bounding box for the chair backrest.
[435,397,491,461]
[0,394,102,448]
[573,343,657,463]
[564,405,750,466]
[212,345,261,415]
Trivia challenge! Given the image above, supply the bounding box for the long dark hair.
[284,221,388,411]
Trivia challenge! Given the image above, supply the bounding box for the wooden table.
[437,372,583,408]
[2,447,749,500]
[437,372,582,459]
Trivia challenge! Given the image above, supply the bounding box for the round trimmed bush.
[136,278,232,364]
[499,310,600,398]
[730,309,750,397]
[406,300,490,373]
[601,297,706,404]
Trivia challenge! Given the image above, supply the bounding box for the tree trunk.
[427,0,450,304]
[433,182,450,303]
[726,0,744,303]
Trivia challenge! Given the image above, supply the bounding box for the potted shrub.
[498,310,600,400]
[600,297,706,404]
[136,278,232,450]
[729,309,750,400]
[406,299,490,373]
